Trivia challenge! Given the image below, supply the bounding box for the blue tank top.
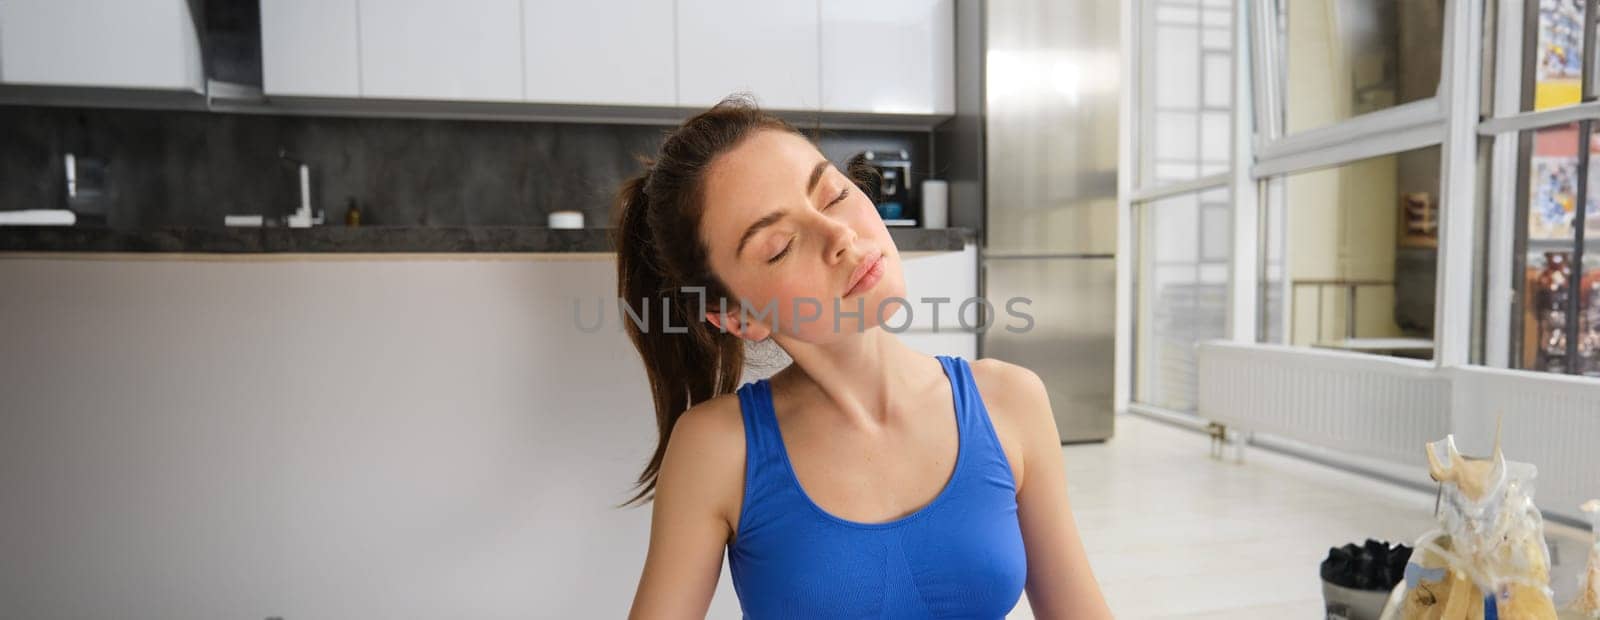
[727,355,1027,619]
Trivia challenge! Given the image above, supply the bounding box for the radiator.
[1447,366,1600,521]
[1196,342,1600,522]
[1196,342,1451,467]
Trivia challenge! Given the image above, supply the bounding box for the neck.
[769,329,945,430]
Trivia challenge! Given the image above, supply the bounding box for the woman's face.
[698,129,906,343]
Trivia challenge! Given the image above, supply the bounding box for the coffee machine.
[846,149,917,224]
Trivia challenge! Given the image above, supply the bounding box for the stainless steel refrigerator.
[980,0,1119,443]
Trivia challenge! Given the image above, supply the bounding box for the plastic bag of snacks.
[1388,434,1559,619]
[1569,500,1600,618]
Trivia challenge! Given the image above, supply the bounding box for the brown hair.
[612,95,801,506]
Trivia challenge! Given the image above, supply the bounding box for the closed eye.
[768,235,794,264]
[769,188,849,264]
[827,187,849,208]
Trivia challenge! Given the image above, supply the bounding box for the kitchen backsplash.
[0,105,926,229]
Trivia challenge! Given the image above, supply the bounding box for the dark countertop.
[0,225,974,254]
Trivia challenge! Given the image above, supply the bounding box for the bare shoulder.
[968,357,1052,428]
[655,391,747,535]
[967,358,1057,488]
[663,391,746,482]
[669,391,747,454]
[968,356,1045,390]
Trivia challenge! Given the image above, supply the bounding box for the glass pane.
[1134,187,1232,413]
[1522,250,1575,371]
[1263,146,1441,359]
[1260,178,1287,343]
[1517,124,1581,372]
[1140,0,1233,186]
[1270,0,1444,136]
[1581,130,1600,375]
[1528,0,1586,111]
[1582,250,1600,376]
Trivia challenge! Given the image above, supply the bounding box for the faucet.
[279,149,323,228]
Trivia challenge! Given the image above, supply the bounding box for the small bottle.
[344,197,362,227]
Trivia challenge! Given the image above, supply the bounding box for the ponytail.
[613,167,745,507]
[610,95,798,506]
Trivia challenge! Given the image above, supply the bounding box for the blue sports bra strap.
[736,380,779,462]
[939,355,976,425]
[944,355,1007,455]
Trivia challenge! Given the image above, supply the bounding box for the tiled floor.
[1006,414,1590,619]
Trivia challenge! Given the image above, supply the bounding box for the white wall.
[0,256,744,619]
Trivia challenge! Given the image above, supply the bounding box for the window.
[1131,0,1600,407]
[1128,0,1237,415]
[1141,0,1233,183]
[1526,0,1587,111]
[1260,0,1445,136]
[1510,122,1600,375]
[1246,0,1450,363]
[1262,146,1442,359]
[1260,177,1285,343]
[1135,188,1232,411]
[1479,0,1600,376]
[1223,0,1600,382]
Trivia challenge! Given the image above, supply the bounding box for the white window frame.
[1117,0,1245,415]
[1232,0,1600,380]
[1120,0,1513,413]
[1479,0,1600,374]
[1239,0,1478,368]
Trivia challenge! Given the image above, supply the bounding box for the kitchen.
[3,1,1600,619]
[0,1,994,617]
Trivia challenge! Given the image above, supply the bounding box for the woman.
[614,96,1111,619]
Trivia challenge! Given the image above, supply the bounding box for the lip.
[843,250,885,298]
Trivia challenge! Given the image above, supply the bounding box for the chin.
[879,262,907,301]
[862,277,909,326]
[880,277,907,305]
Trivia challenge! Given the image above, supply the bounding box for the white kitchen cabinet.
[881,243,979,361]
[260,0,361,97]
[358,0,523,101]
[676,0,819,111]
[897,243,978,331]
[0,0,202,92]
[522,0,675,106]
[820,0,953,115]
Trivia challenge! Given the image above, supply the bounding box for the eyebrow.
[734,160,833,258]
[735,210,786,258]
[806,159,829,195]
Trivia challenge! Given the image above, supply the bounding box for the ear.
[706,309,772,342]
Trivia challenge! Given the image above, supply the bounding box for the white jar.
[547,210,585,229]
[921,180,948,229]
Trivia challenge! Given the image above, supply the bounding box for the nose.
[819,210,857,264]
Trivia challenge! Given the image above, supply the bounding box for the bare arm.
[984,361,1113,619]
[628,399,745,620]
